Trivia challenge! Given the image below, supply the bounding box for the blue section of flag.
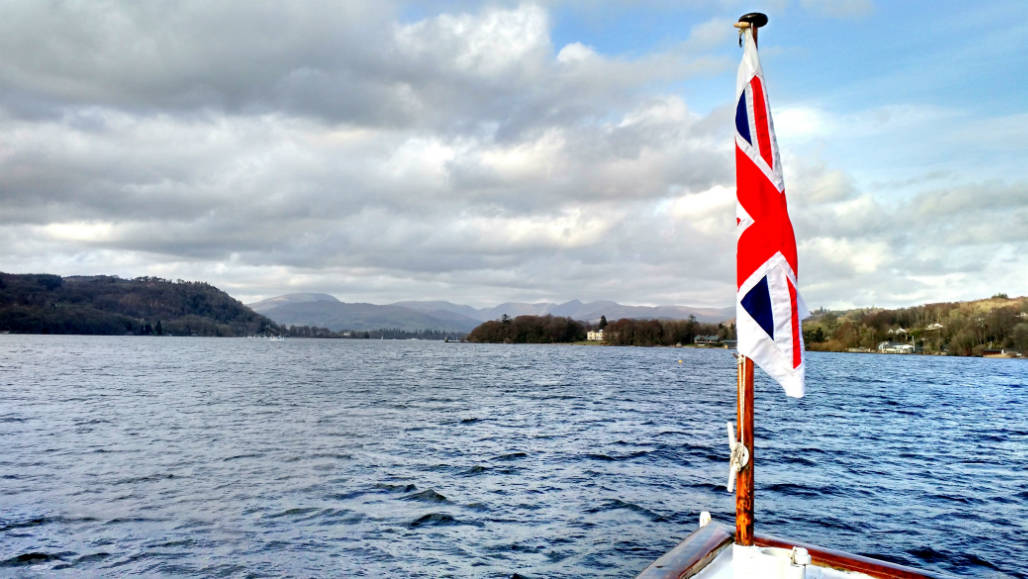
[741,276,774,339]
[735,92,751,145]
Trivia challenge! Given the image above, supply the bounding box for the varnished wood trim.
[754,533,940,578]
[637,523,733,579]
[638,523,942,579]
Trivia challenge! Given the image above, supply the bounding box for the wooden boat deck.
[638,522,939,579]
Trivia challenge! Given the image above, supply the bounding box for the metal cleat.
[726,421,750,492]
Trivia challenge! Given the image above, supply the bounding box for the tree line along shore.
[466,296,1027,358]
[2,273,1024,357]
[465,314,732,348]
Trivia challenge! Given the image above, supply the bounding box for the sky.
[1,0,1025,310]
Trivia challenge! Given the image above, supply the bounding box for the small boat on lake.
[638,13,936,579]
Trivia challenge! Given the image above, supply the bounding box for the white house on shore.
[587,329,604,342]
[878,341,915,354]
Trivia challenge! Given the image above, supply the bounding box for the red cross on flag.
[734,26,807,398]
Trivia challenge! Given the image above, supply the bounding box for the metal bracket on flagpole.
[726,421,750,492]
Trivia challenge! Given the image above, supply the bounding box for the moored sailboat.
[638,13,938,579]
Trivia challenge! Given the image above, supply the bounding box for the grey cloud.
[2,2,1022,311]
[899,182,1028,251]
[914,182,1028,217]
[1,1,731,139]
[0,2,398,117]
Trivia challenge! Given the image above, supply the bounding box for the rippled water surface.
[1,336,1025,577]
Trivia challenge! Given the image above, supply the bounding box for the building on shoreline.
[877,341,915,354]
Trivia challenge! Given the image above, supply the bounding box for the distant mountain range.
[247,293,734,333]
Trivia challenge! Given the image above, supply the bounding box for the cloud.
[0,1,1023,311]
[0,3,395,115]
[774,103,958,145]
[395,4,551,77]
[556,42,597,64]
[1,1,732,139]
[790,176,1027,308]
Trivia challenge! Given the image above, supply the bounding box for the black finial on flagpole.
[735,12,768,47]
[738,12,768,28]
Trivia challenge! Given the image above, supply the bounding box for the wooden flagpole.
[735,354,755,545]
[732,11,766,548]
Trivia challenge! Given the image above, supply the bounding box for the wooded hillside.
[803,295,1027,356]
[0,273,279,336]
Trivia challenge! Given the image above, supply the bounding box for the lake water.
[1,335,1025,577]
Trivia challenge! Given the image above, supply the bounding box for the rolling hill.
[0,273,278,336]
[249,294,734,332]
[248,294,482,333]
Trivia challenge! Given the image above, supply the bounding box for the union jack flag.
[735,27,807,397]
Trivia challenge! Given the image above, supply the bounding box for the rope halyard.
[734,20,749,46]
